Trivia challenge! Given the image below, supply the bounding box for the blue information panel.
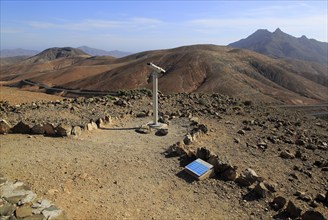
[185,158,213,177]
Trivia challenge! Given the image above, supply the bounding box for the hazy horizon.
[1,1,327,53]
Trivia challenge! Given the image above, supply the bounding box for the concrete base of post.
[147,122,168,129]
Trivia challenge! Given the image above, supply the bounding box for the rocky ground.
[0,86,327,219]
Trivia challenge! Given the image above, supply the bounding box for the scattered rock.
[237,130,246,135]
[104,115,112,124]
[15,204,33,218]
[12,121,30,134]
[253,182,271,198]
[96,118,105,128]
[135,125,151,134]
[136,112,148,118]
[43,123,56,136]
[71,126,82,136]
[0,203,16,216]
[263,180,278,193]
[56,124,71,136]
[114,99,128,107]
[42,206,65,220]
[90,121,98,130]
[315,193,326,203]
[271,195,287,211]
[301,210,326,220]
[296,139,306,146]
[216,156,233,174]
[0,177,65,220]
[286,200,303,218]
[196,147,211,161]
[236,168,259,186]
[31,124,45,135]
[280,150,295,159]
[198,124,208,134]
[221,167,238,181]
[155,128,168,136]
[183,134,193,145]
[0,119,11,134]
[257,141,267,149]
[233,138,240,143]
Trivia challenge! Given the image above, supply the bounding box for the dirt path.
[0,117,248,219]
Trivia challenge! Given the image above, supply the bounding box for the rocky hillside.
[0,89,327,219]
[1,45,327,104]
[25,47,90,64]
[229,28,328,66]
[0,56,29,67]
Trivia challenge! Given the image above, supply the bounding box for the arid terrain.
[0,86,327,219]
[1,44,327,105]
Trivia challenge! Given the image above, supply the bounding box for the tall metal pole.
[147,62,165,128]
[153,72,159,126]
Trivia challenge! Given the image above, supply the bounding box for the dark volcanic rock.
[43,123,56,136]
[271,195,287,211]
[253,182,271,198]
[31,124,45,135]
[301,210,326,220]
[286,200,303,218]
[196,147,211,161]
[12,121,30,134]
[236,168,259,186]
[56,124,72,136]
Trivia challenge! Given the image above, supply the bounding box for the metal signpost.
[147,62,166,128]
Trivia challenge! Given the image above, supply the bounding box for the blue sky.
[1,0,327,52]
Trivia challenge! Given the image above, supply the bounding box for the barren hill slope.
[1,45,327,104]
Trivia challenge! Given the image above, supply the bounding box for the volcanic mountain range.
[229,28,327,66]
[0,29,327,104]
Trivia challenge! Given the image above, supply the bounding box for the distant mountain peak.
[25,47,90,64]
[300,35,308,40]
[0,48,39,58]
[274,28,283,33]
[229,29,328,66]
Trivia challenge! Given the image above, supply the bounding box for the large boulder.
[0,119,11,134]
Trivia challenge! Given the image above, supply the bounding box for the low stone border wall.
[0,115,112,137]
